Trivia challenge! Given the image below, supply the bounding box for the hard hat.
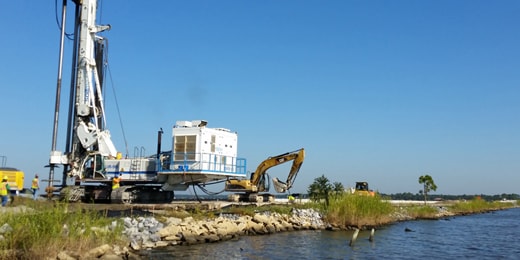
[2,176,7,181]
[35,174,39,178]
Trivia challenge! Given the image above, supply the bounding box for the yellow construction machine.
[225,148,305,202]
[0,167,25,194]
[354,181,375,196]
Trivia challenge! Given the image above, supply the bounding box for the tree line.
[304,174,520,202]
[381,192,520,201]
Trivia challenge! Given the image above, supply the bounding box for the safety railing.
[167,152,246,175]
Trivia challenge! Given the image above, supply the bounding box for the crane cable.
[54,0,74,40]
[105,63,130,158]
[98,0,130,158]
[196,179,227,196]
[190,177,228,200]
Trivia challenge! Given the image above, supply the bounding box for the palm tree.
[332,181,345,197]
[418,174,437,204]
[308,174,332,206]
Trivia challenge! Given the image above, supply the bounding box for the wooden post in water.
[349,228,360,247]
[369,228,375,242]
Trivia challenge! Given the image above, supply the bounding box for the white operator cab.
[157,120,246,190]
[172,120,238,173]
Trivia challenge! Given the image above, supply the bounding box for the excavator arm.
[272,148,305,193]
[250,149,303,186]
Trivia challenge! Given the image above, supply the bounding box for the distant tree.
[418,174,437,204]
[383,192,419,200]
[332,182,345,196]
[308,174,332,206]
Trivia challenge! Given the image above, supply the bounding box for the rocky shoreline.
[53,205,497,259]
[130,208,325,250]
[56,208,326,259]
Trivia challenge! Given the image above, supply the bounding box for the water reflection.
[140,208,520,260]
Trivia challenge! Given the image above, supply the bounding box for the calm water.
[139,208,520,259]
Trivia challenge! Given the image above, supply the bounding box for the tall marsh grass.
[325,194,395,228]
[449,198,514,214]
[0,199,125,259]
[402,205,440,219]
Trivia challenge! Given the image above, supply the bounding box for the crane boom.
[72,0,115,159]
[49,0,119,195]
[63,0,116,178]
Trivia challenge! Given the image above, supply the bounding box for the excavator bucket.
[272,177,288,193]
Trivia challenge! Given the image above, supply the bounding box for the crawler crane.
[47,0,246,203]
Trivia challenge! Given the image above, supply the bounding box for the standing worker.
[0,176,10,207]
[31,174,39,200]
[112,174,122,190]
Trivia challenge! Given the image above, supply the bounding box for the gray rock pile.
[124,208,325,250]
[54,208,325,258]
[123,217,165,250]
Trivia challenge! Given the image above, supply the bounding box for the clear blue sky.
[1,1,519,195]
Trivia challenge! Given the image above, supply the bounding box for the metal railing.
[168,152,246,175]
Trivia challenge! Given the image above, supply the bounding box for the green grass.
[0,198,125,259]
[402,205,440,219]
[324,193,395,229]
[220,203,311,217]
[449,198,514,214]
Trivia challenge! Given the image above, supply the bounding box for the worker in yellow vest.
[0,176,10,207]
[31,174,40,200]
[112,174,122,190]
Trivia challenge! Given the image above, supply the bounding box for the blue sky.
[1,1,519,195]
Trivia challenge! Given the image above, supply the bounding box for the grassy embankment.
[397,198,516,220]
[321,194,518,228]
[315,194,395,229]
[220,194,518,230]
[219,194,396,229]
[448,198,516,214]
[0,194,517,258]
[0,197,126,259]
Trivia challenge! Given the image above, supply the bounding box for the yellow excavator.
[225,148,305,202]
